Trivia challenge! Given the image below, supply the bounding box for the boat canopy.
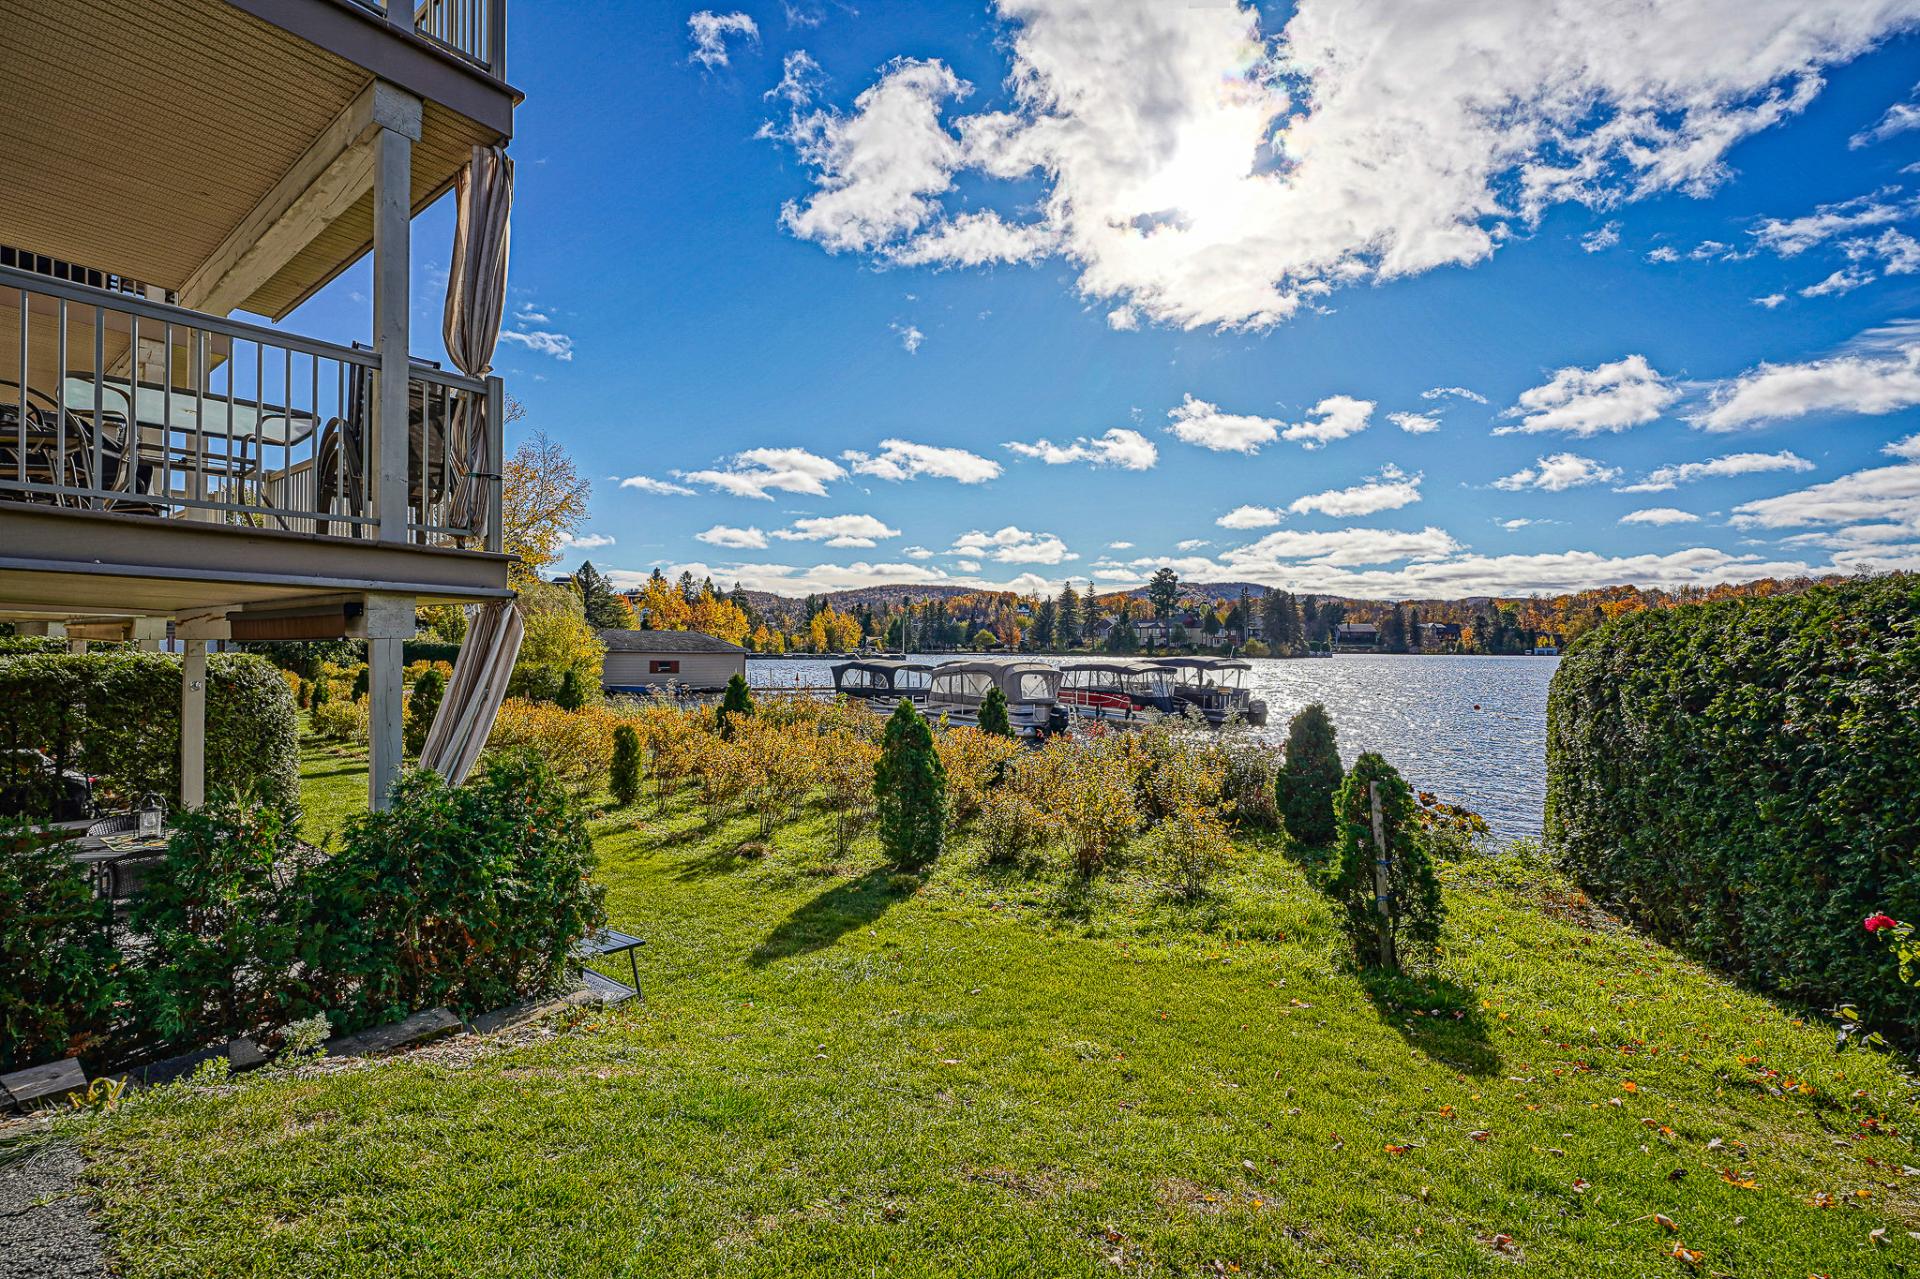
[1152,657,1251,688]
[832,659,933,692]
[927,661,1060,705]
[1061,661,1174,692]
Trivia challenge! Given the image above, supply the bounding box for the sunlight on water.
[749,653,1557,840]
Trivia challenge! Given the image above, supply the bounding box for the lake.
[748,653,1557,840]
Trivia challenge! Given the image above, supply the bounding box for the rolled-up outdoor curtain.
[443,143,513,541]
[418,597,524,785]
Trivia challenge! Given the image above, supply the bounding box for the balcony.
[0,264,501,554]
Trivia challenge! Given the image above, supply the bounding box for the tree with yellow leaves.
[500,416,590,587]
[807,604,862,653]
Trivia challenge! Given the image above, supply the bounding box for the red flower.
[1864,913,1899,933]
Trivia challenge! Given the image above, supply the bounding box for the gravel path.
[0,1126,107,1279]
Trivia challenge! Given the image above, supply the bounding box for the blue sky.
[286,1,1920,599]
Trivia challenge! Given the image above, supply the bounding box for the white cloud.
[1216,505,1283,530]
[843,438,1002,484]
[1495,355,1677,437]
[1004,427,1157,470]
[498,329,575,361]
[1800,265,1874,298]
[1619,506,1700,525]
[1176,538,1212,552]
[1494,452,1623,492]
[1750,190,1919,256]
[1581,221,1622,252]
[1645,246,1682,263]
[1616,450,1815,493]
[1165,394,1281,453]
[773,0,1913,330]
[610,559,955,597]
[1106,306,1140,331]
[952,526,1077,564]
[1753,292,1787,308]
[1389,411,1441,434]
[892,321,926,353]
[1500,518,1534,530]
[688,10,758,68]
[1851,90,1920,148]
[1888,434,1920,459]
[770,514,902,548]
[1851,228,1920,275]
[1107,541,1134,550]
[1693,336,1920,431]
[697,524,769,549]
[765,50,826,107]
[617,474,697,496]
[1730,461,1920,530]
[1222,526,1462,568]
[561,532,616,550]
[1422,386,1487,404]
[1287,464,1423,517]
[1281,395,1374,450]
[680,447,847,499]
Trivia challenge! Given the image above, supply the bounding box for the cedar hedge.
[1545,574,1920,1033]
[0,651,299,815]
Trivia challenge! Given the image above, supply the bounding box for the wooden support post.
[372,98,415,545]
[1369,781,1397,971]
[357,592,415,810]
[130,617,168,652]
[175,613,230,811]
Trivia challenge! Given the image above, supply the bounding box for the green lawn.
[78,742,1920,1277]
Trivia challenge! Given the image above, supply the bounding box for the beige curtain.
[444,143,513,540]
[418,598,524,785]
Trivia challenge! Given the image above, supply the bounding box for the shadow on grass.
[1357,968,1503,1078]
[300,764,368,781]
[749,870,900,967]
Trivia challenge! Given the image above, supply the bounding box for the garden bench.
[573,928,645,1005]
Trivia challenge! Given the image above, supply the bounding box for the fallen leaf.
[1572,1179,1590,1193]
[1653,1214,1678,1233]
[1469,1130,1491,1142]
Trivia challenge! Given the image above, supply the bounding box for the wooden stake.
[1369,781,1397,971]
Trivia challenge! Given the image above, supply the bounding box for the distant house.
[1136,617,1174,646]
[1419,621,1463,647]
[598,629,747,694]
[1335,622,1379,647]
[1087,617,1118,642]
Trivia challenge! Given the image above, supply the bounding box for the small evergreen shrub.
[610,724,642,807]
[716,673,754,740]
[979,685,1012,737]
[1330,753,1444,971]
[131,796,313,1050]
[554,667,588,712]
[0,823,122,1072]
[304,752,605,1032]
[874,701,946,870]
[405,667,446,756]
[351,666,370,701]
[1277,703,1343,846]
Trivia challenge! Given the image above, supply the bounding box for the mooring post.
[1369,781,1397,971]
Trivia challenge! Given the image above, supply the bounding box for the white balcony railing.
[413,0,506,79]
[0,265,502,553]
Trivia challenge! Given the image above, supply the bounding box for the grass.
[75,741,1920,1277]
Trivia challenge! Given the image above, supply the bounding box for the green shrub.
[403,640,462,667]
[979,685,1012,737]
[1330,753,1444,971]
[312,696,369,745]
[610,724,642,807]
[555,667,588,712]
[303,752,606,1032]
[130,796,313,1050]
[0,652,299,815]
[0,823,122,1072]
[507,661,565,704]
[406,667,446,756]
[351,666,370,701]
[311,675,331,710]
[1277,703,1343,846]
[716,673,754,740]
[1546,573,1920,1034]
[0,635,68,657]
[874,701,946,870]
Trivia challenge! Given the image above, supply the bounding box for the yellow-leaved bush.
[486,698,618,795]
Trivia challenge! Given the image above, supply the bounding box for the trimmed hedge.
[0,651,299,814]
[1545,574,1920,1032]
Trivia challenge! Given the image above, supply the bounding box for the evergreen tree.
[352,666,370,701]
[610,724,642,807]
[728,582,755,628]
[1330,753,1443,972]
[404,667,445,756]
[1105,616,1138,653]
[311,675,331,709]
[1381,604,1409,653]
[574,561,630,631]
[1201,609,1222,641]
[1301,595,1321,643]
[1030,599,1057,649]
[555,667,587,711]
[979,685,1012,737]
[716,672,754,739]
[874,701,946,870]
[1407,606,1423,649]
[1264,590,1303,654]
[1056,584,1082,648]
[677,570,697,602]
[1147,567,1181,618]
[1277,703,1343,846]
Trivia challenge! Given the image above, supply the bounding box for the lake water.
[748,653,1557,840]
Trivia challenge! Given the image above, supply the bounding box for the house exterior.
[0,0,519,809]
[600,630,747,694]
[1335,622,1380,647]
